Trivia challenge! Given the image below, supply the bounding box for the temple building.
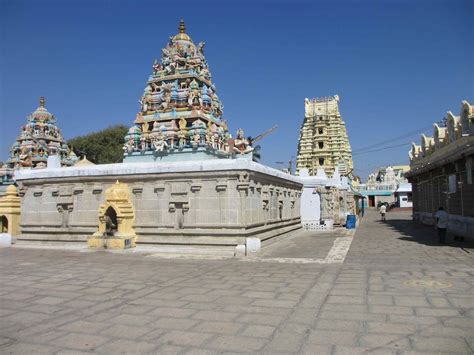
[296,95,353,176]
[123,20,249,162]
[5,97,77,169]
[12,21,302,254]
[406,100,474,239]
[358,165,410,208]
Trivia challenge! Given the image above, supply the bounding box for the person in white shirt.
[379,204,387,221]
[434,207,448,244]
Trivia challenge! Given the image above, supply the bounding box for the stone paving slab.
[0,210,473,354]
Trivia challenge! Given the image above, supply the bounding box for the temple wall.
[15,161,302,249]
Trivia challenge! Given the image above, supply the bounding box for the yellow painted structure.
[0,185,21,237]
[88,181,137,250]
[297,95,353,176]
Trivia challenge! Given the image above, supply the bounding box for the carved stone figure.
[153,131,169,152]
[233,129,253,154]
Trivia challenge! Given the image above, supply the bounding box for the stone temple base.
[87,234,136,250]
[14,160,302,255]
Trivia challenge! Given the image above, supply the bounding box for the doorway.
[0,216,8,233]
[104,207,118,236]
[368,196,375,207]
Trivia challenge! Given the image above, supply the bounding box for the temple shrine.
[124,20,251,162]
[296,95,353,176]
[12,22,302,254]
[6,97,77,169]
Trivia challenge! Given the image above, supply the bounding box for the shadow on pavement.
[381,217,474,250]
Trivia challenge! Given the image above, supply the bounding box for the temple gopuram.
[296,95,353,176]
[6,97,77,169]
[124,20,251,162]
[0,97,77,194]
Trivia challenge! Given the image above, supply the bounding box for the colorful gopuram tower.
[123,20,251,162]
[296,95,353,176]
[6,97,77,169]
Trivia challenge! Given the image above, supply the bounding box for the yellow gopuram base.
[87,234,136,250]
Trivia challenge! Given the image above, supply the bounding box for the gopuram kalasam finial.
[179,19,186,34]
[39,96,45,107]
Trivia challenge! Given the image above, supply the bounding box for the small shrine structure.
[88,181,137,250]
[0,185,21,246]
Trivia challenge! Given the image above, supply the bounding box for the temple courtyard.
[0,210,473,354]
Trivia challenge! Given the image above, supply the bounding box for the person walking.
[380,204,387,221]
[434,207,449,244]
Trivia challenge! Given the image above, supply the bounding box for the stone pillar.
[0,185,21,244]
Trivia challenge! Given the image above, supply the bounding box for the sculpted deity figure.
[162,46,170,61]
[233,129,254,154]
[139,94,151,113]
[176,117,188,148]
[189,78,199,90]
[178,117,187,130]
[167,128,177,149]
[197,41,205,58]
[177,130,187,148]
[150,82,159,93]
[200,67,210,80]
[161,91,171,110]
[187,91,194,107]
[191,130,200,147]
[140,135,148,152]
[153,131,168,152]
[153,59,162,74]
[142,121,150,133]
[18,147,33,168]
[135,111,144,123]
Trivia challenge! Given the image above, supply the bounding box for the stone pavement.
[0,210,473,354]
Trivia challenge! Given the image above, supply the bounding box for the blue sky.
[1,0,472,178]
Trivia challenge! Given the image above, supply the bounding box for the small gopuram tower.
[123,20,248,162]
[296,95,353,176]
[6,97,78,169]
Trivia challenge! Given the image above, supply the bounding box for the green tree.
[68,125,128,164]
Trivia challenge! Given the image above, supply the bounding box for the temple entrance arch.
[0,216,8,233]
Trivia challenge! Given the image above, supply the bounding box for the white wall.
[301,187,321,223]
